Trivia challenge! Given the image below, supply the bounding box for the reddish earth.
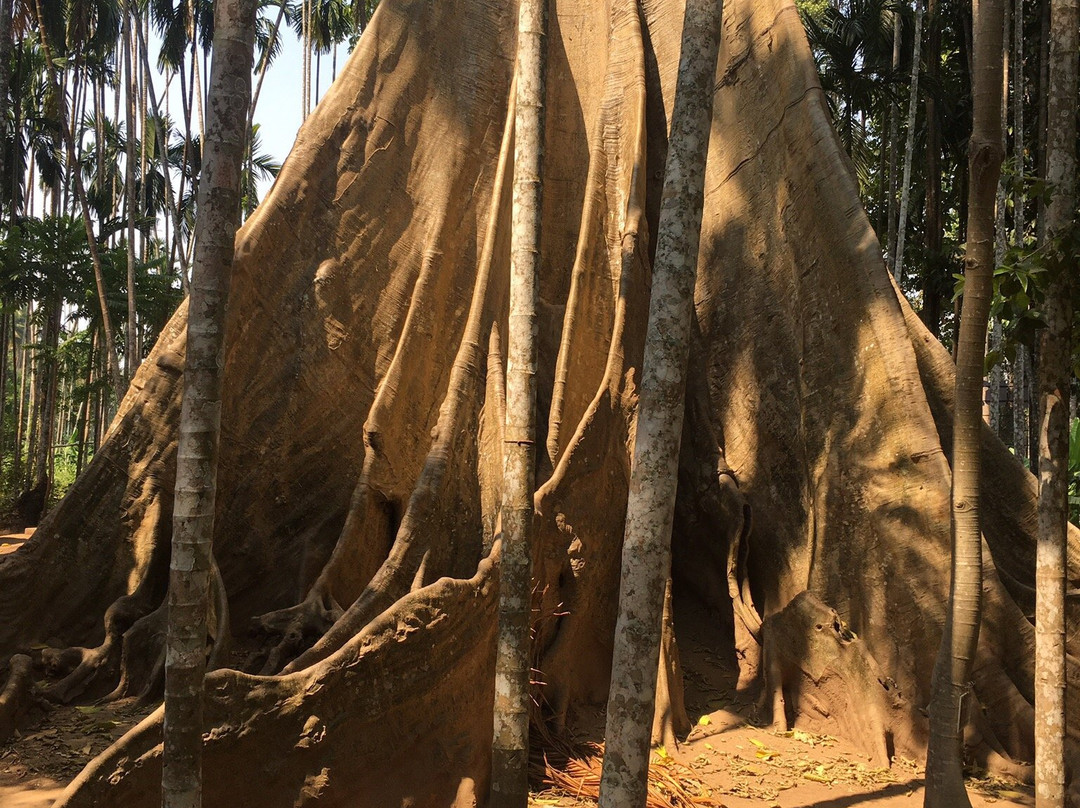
[0,537,1034,808]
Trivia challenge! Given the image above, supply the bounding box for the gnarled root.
[0,654,35,743]
[41,555,231,704]
[251,590,343,675]
[54,560,498,808]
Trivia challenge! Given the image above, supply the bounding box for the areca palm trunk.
[30,1,126,405]
[893,0,924,279]
[924,0,1004,801]
[490,0,547,804]
[162,0,255,803]
[0,0,12,219]
[124,11,139,382]
[597,0,722,804]
[1034,0,1077,799]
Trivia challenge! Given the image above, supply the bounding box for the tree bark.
[886,10,901,266]
[894,0,925,280]
[1034,0,1077,797]
[921,0,943,336]
[162,0,255,804]
[124,10,139,383]
[598,0,722,804]
[31,0,126,405]
[0,0,12,219]
[924,0,1004,800]
[490,0,547,803]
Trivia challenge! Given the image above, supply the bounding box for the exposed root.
[0,654,35,743]
[251,590,343,674]
[42,554,231,703]
[652,579,692,750]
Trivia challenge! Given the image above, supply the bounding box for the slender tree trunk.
[894,0,925,279]
[0,0,13,220]
[161,0,254,803]
[989,0,1010,431]
[921,0,943,336]
[1034,0,1077,797]
[76,330,96,478]
[924,0,1004,800]
[490,0,547,804]
[597,0,722,804]
[124,11,139,382]
[135,18,190,292]
[886,10,901,265]
[0,310,9,477]
[1035,0,1050,242]
[30,1,126,403]
[1012,0,1025,242]
[13,306,27,487]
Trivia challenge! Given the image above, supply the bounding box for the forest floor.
[0,537,1035,808]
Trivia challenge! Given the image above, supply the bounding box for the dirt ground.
[0,537,1035,808]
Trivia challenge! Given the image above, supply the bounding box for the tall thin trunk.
[13,306,28,486]
[1015,344,1030,458]
[1035,0,1050,241]
[135,15,191,291]
[124,11,139,382]
[1034,0,1077,796]
[894,0,925,279]
[886,10,902,265]
[989,0,1010,431]
[924,0,1004,799]
[1012,0,1025,243]
[162,0,254,803]
[597,0,722,804]
[29,4,125,403]
[76,329,96,478]
[247,0,287,130]
[0,310,9,476]
[0,0,13,220]
[490,0,547,803]
[921,0,943,336]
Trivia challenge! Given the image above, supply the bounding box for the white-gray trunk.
[1013,344,1030,459]
[1034,0,1076,798]
[490,0,546,806]
[162,0,254,804]
[597,0,722,804]
[886,10,901,264]
[1012,0,1025,243]
[124,13,139,383]
[893,0,925,279]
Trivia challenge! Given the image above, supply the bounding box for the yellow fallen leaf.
[698,715,711,726]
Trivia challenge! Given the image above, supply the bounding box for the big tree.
[0,0,1076,806]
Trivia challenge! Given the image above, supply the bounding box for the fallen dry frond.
[531,738,722,808]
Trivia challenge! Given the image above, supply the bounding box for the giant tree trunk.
[1034,0,1077,798]
[1,1,1078,807]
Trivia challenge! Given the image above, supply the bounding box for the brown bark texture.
[1034,0,1077,799]
[0,0,1077,806]
[924,0,1004,801]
